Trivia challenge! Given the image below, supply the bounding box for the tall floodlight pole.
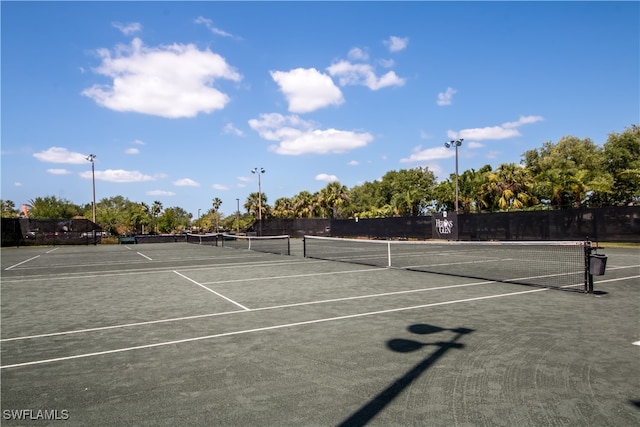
[86,154,97,223]
[251,167,266,235]
[444,139,463,214]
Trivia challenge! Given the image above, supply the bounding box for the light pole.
[444,139,463,214]
[86,154,97,223]
[197,208,201,234]
[251,167,265,235]
[236,198,240,234]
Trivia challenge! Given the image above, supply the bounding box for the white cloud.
[112,22,142,36]
[348,47,369,61]
[194,16,234,38]
[348,160,359,166]
[467,141,484,149]
[125,148,140,155]
[223,123,244,136]
[79,169,155,183]
[400,146,456,163]
[237,176,252,182]
[147,190,175,196]
[212,183,230,190]
[249,113,373,156]
[437,87,457,106]
[315,173,338,182]
[82,38,242,118]
[384,36,409,52]
[14,182,22,187]
[270,68,343,113]
[174,178,200,187]
[133,139,145,145]
[33,147,90,164]
[327,60,405,90]
[47,169,72,175]
[448,115,544,141]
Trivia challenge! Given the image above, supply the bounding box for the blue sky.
[2,1,638,217]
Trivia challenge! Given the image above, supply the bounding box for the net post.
[584,240,594,294]
[303,236,307,258]
[387,241,392,267]
[287,236,291,256]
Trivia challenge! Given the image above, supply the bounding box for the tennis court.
[1,240,639,426]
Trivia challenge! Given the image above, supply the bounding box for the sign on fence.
[432,212,458,240]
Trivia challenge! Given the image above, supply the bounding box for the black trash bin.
[589,254,608,276]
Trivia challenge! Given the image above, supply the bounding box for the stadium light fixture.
[444,139,463,214]
[86,154,97,223]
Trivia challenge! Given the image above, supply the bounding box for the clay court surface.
[1,241,639,426]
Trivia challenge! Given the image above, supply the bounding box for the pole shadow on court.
[338,324,474,427]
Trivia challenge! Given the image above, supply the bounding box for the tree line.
[1,125,638,235]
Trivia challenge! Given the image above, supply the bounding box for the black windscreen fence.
[1,218,103,246]
[257,207,639,242]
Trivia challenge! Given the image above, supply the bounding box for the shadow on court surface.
[339,324,474,427]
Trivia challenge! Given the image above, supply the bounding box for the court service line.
[4,255,41,271]
[173,271,250,311]
[0,279,493,342]
[0,287,547,369]
[45,247,59,254]
[201,267,383,285]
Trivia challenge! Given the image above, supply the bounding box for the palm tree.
[292,191,318,218]
[212,197,222,231]
[244,192,268,219]
[318,182,350,218]
[151,201,163,233]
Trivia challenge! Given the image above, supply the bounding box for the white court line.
[173,271,250,311]
[137,252,152,261]
[0,278,494,342]
[201,267,382,285]
[594,275,640,284]
[0,287,548,369]
[633,341,640,346]
[4,255,41,271]
[45,247,59,254]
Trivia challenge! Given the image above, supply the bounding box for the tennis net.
[303,236,590,291]
[186,233,291,256]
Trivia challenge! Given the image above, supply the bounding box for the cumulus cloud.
[125,148,140,154]
[400,146,456,163]
[248,113,373,156]
[33,147,90,164]
[316,173,338,182]
[327,60,405,90]
[147,190,175,196]
[348,47,369,61]
[437,87,457,106]
[82,38,242,118]
[402,115,543,164]
[79,169,155,183]
[174,178,200,187]
[448,115,544,141]
[212,183,230,190]
[270,68,344,113]
[384,36,409,52]
[47,169,73,175]
[348,160,359,166]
